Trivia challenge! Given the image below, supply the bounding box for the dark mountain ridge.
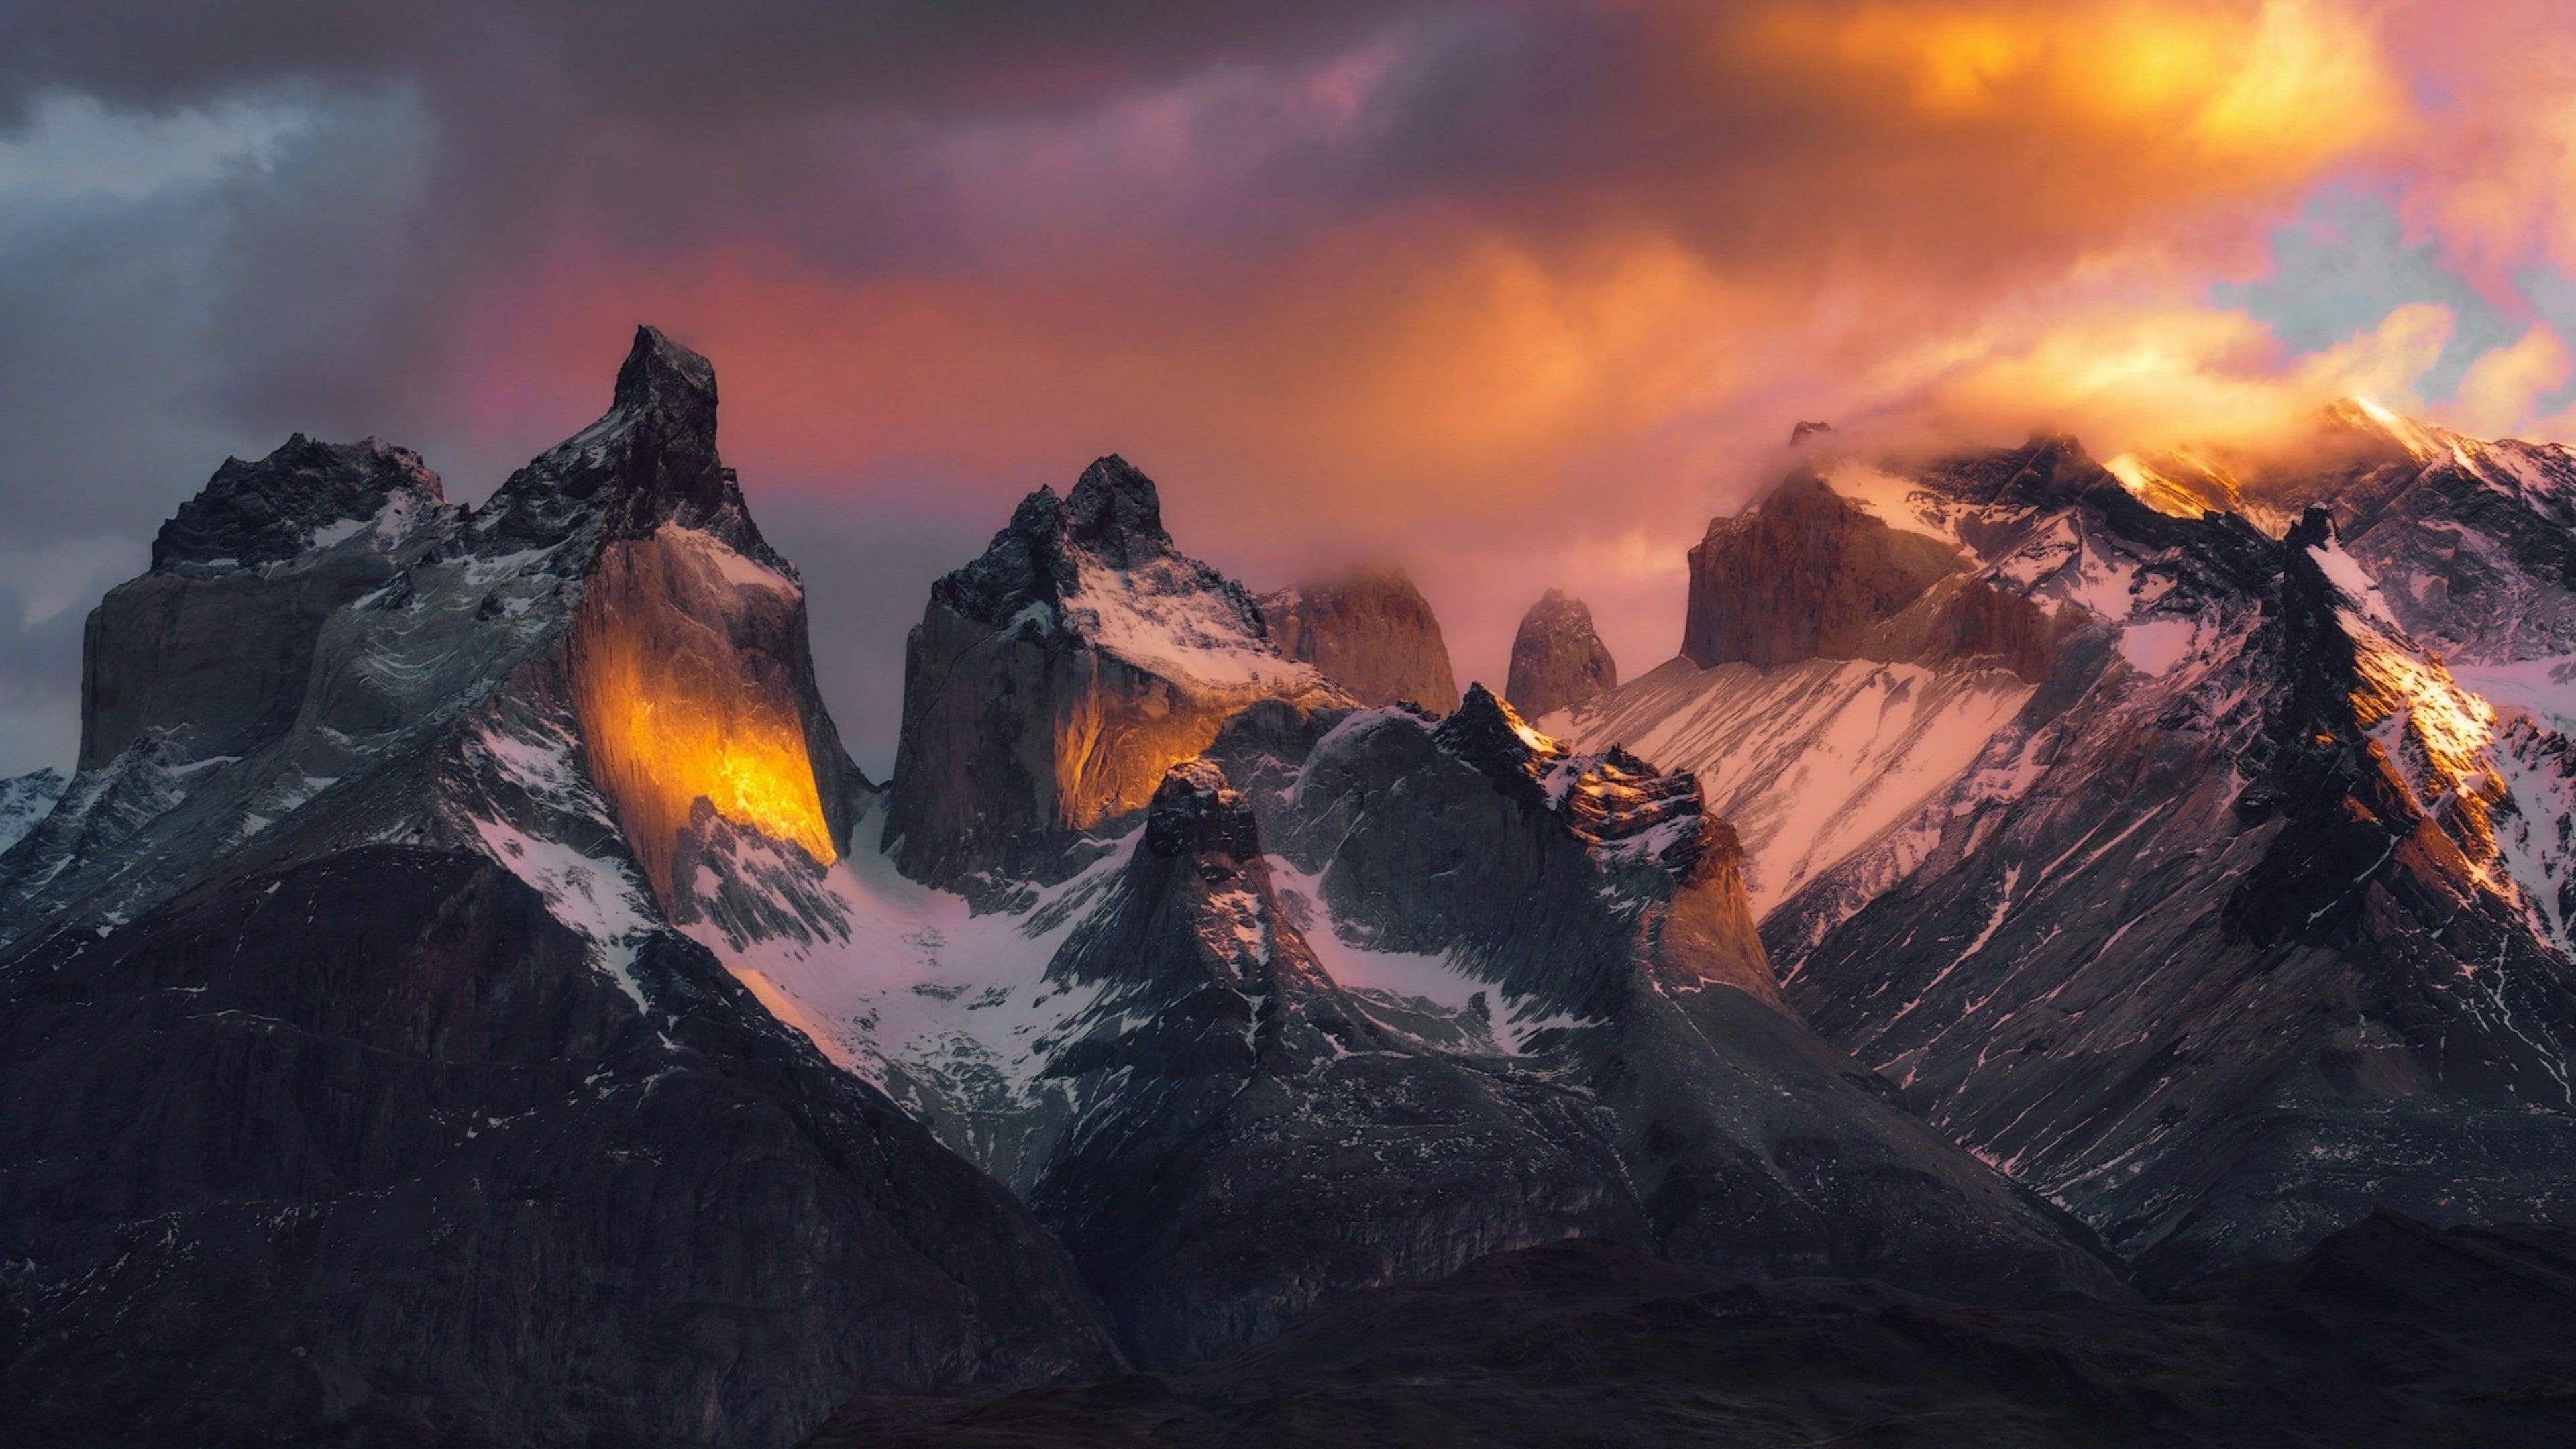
[0,328,1120,1448]
[803,1212,2576,1449]
[9,330,2576,1449]
[1558,418,2576,1291]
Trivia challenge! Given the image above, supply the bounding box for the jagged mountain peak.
[1915,430,2112,511]
[2321,394,2450,462]
[613,323,718,417]
[932,460,1160,616]
[1432,682,1567,788]
[1143,757,1260,861]
[935,461,1320,692]
[1062,453,1175,567]
[934,454,1201,627]
[474,323,773,565]
[152,433,447,572]
[892,455,1339,893]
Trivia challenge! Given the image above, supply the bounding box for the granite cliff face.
[0,327,1120,1447]
[1505,589,1617,721]
[1683,468,2068,684]
[884,457,1346,897]
[1254,566,1461,713]
[1683,472,1961,670]
[80,435,451,776]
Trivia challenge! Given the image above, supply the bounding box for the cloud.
[1,0,2571,767]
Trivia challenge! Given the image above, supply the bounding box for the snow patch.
[2452,656,2576,735]
[468,814,661,1011]
[660,523,797,595]
[2309,539,2404,629]
[1825,462,1968,549]
[0,769,66,856]
[1270,857,1595,1055]
[307,517,369,550]
[1067,555,1321,694]
[1557,657,2033,918]
[2118,618,2199,676]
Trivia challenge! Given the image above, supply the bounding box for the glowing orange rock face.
[571,526,836,902]
[2346,628,2506,871]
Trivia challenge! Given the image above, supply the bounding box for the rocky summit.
[1254,565,1461,713]
[7,329,2576,1449]
[1505,588,1617,721]
[884,454,1348,898]
[0,329,1118,1449]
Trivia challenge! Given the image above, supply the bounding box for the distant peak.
[1790,419,1834,445]
[2323,395,2445,461]
[153,434,445,572]
[1508,592,1617,719]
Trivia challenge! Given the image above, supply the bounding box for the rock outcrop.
[1504,589,1617,720]
[1682,466,2071,684]
[1021,757,1639,1365]
[82,435,453,774]
[0,327,1123,1447]
[0,767,64,855]
[1254,566,1461,713]
[1683,472,1962,670]
[884,456,1346,895]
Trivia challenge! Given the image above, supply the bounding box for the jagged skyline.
[11,284,2576,1448]
[7,0,2576,781]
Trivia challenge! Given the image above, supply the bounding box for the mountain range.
[4,329,2573,1447]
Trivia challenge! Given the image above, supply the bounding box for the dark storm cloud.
[0,0,1449,123]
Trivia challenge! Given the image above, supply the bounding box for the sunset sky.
[6,0,2576,775]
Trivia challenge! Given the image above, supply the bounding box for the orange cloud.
[435,0,2534,706]
[2378,0,2576,294]
[1735,0,2400,164]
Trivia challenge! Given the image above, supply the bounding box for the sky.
[5,0,2576,777]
